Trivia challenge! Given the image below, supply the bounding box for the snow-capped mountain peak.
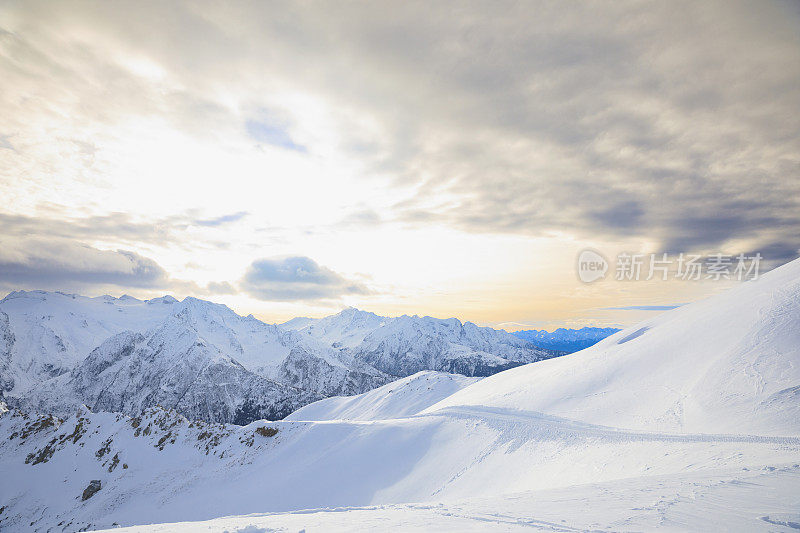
[0,293,557,425]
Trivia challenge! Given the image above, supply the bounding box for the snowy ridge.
[286,371,479,421]
[427,258,800,436]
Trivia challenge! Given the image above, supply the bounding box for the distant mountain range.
[0,291,562,424]
[511,327,620,352]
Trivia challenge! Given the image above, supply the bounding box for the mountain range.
[0,291,560,424]
[1,257,798,531]
[511,326,621,352]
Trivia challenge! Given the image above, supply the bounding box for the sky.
[0,0,798,330]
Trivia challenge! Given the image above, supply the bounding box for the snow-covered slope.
[101,466,800,532]
[428,258,800,436]
[0,406,286,532]
[2,396,798,532]
[287,371,479,421]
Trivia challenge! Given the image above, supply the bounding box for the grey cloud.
[206,281,237,295]
[0,211,183,244]
[241,256,368,301]
[0,238,169,289]
[2,0,799,265]
[743,242,800,271]
[337,209,383,228]
[0,211,247,251]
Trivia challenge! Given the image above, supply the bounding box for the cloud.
[337,208,383,228]
[0,0,797,284]
[241,256,368,301]
[194,211,248,227]
[206,280,237,295]
[0,210,242,252]
[0,211,187,245]
[0,237,169,289]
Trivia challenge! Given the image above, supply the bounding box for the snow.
[3,397,799,531]
[99,466,800,532]
[282,307,385,349]
[1,259,799,531]
[286,371,479,421]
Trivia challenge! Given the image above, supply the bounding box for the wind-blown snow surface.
[0,293,554,424]
[2,259,800,531]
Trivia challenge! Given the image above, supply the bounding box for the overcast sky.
[1,0,798,328]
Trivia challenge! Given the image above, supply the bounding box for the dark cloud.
[241,256,368,301]
[743,242,800,271]
[1,0,798,268]
[0,238,169,289]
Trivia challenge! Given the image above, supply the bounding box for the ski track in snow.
[431,405,800,445]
